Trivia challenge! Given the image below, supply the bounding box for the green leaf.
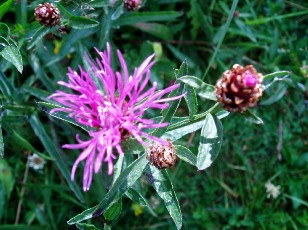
[27,26,50,50]
[70,16,99,29]
[28,54,55,91]
[56,2,74,18]
[242,110,264,125]
[103,198,122,221]
[125,188,157,217]
[0,44,23,73]
[146,166,182,230]
[54,28,98,62]
[245,10,308,25]
[90,0,110,8]
[197,114,223,170]
[0,118,3,158]
[261,83,287,106]
[216,110,230,120]
[174,145,197,167]
[153,61,187,137]
[0,23,10,39]
[67,154,148,224]
[167,45,196,68]
[98,11,112,49]
[162,118,205,141]
[234,19,256,42]
[12,131,53,160]
[121,139,144,155]
[0,226,46,230]
[103,223,111,230]
[263,71,291,80]
[0,70,15,99]
[29,114,85,203]
[202,0,239,80]
[184,85,198,119]
[37,102,92,132]
[0,159,14,199]
[114,11,182,26]
[133,23,172,40]
[76,223,99,230]
[0,0,14,21]
[179,75,216,101]
[162,103,222,141]
[23,87,50,101]
[0,183,5,220]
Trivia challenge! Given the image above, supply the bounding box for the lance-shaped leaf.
[184,85,198,119]
[27,26,50,50]
[37,102,92,132]
[146,166,182,230]
[67,154,148,224]
[242,109,264,125]
[70,16,99,29]
[0,117,3,158]
[153,61,187,137]
[197,114,223,170]
[76,223,100,230]
[125,188,157,217]
[114,11,182,27]
[263,70,290,80]
[0,70,16,100]
[175,145,197,167]
[261,83,287,106]
[0,44,23,73]
[0,0,14,20]
[103,198,122,221]
[162,118,205,142]
[179,75,216,101]
[29,114,85,203]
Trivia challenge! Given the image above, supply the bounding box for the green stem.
[167,102,220,131]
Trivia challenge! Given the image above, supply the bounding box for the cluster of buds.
[34,3,61,27]
[215,64,264,112]
[146,141,177,169]
[123,0,142,11]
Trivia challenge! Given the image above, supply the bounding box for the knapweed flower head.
[34,3,61,27]
[28,153,46,170]
[123,0,142,11]
[48,44,184,191]
[215,64,264,112]
[146,140,177,169]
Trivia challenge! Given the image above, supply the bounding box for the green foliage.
[0,0,307,229]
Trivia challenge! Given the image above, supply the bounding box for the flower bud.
[146,141,177,169]
[123,0,142,11]
[34,3,61,27]
[215,64,264,112]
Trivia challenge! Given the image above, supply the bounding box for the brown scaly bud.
[123,0,142,11]
[146,141,177,169]
[215,64,264,112]
[34,3,61,27]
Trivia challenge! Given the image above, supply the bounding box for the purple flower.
[244,71,257,88]
[48,44,184,191]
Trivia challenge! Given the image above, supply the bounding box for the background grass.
[0,0,307,229]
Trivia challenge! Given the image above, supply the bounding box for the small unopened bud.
[34,3,61,27]
[215,64,264,112]
[146,141,177,169]
[123,0,142,11]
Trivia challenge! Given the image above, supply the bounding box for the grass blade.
[68,154,148,224]
[197,114,223,170]
[29,114,85,203]
[146,166,182,230]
